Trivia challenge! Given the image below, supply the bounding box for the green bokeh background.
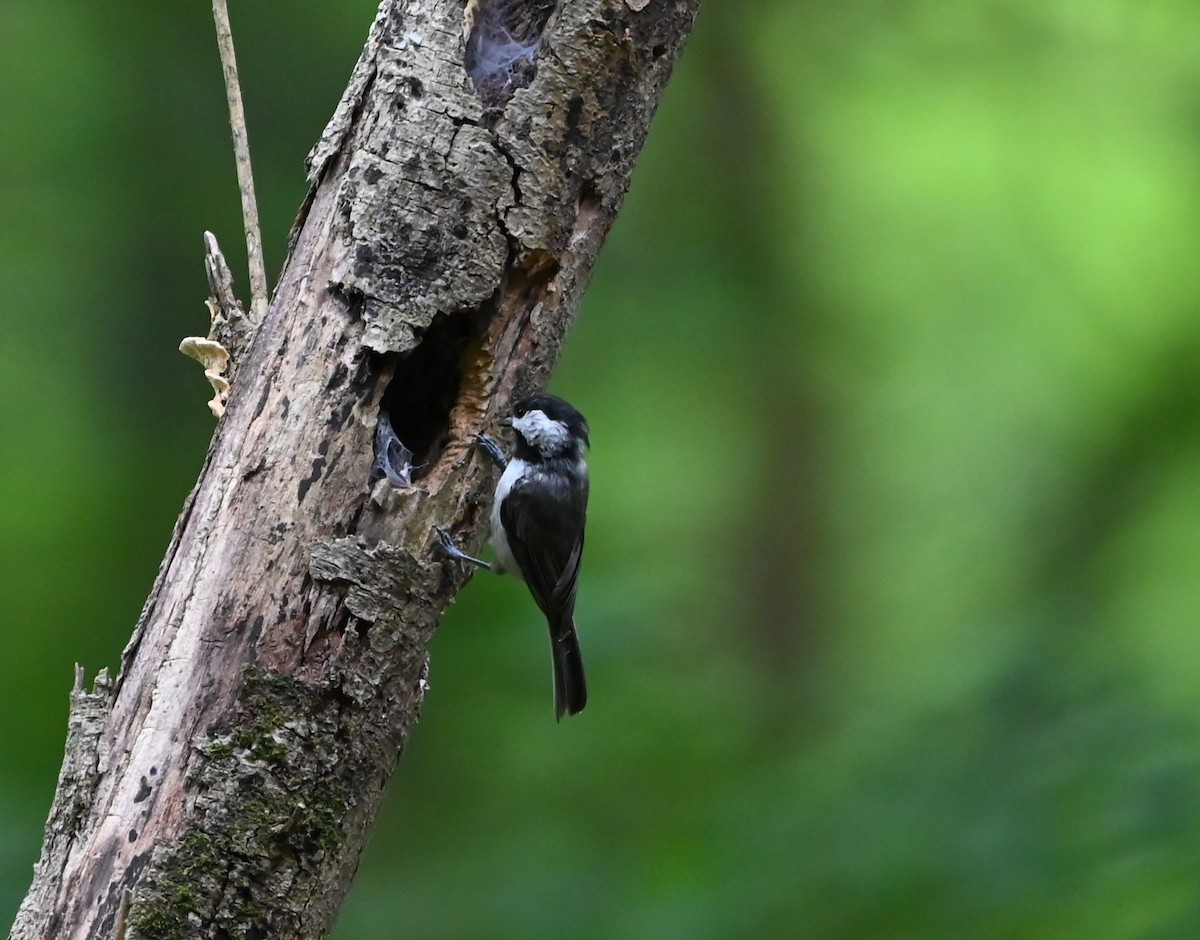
[4,2,1200,937]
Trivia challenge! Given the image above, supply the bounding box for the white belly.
[490,458,528,578]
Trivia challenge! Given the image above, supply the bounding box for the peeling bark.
[9,1,701,937]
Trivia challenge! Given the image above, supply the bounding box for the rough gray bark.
[9,1,701,937]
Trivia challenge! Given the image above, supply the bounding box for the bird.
[437,394,590,719]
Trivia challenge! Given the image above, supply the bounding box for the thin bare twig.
[212,0,269,325]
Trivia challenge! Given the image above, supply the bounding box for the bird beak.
[499,416,514,428]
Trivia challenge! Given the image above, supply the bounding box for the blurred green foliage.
[3,1,1199,937]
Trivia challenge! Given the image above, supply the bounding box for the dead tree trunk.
[9,1,700,937]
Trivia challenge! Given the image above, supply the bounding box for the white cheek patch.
[512,409,571,456]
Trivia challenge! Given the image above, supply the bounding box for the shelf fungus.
[179,334,231,417]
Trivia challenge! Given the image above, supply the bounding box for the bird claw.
[434,526,457,555]
[433,526,492,571]
[474,433,509,468]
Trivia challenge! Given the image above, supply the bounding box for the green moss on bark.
[126,665,370,939]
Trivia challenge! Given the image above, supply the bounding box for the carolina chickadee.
[437,394,590,720]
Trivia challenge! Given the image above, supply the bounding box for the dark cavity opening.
[375,309,481,484]
[464,0,558,108]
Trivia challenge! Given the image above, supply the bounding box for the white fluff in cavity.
[469,28,540,85]
[510,410,571,457]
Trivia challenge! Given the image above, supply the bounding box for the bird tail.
[551,618,587,720]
